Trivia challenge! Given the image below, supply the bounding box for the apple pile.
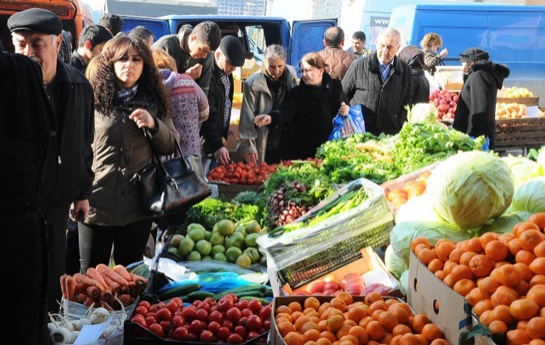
[429,89,458,121]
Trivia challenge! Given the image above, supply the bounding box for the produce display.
[165,220,266,267]
[274,294,449,345]
[503,86,535,98]
[60,263,149,310]
[385,171,430,210]
[496,103,527,119]
[429,89,458,121]
[130,295,271,342]
[411,212,545,343]
[207,161,278,185]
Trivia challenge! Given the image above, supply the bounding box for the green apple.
[187,250,202,261]
[245,233,259,248]
[195,239,212,256]
[236,253,252,268]
[225,232,244,249]
[210,232,225,246]
[179,238,195,257]
[169,234,184,248]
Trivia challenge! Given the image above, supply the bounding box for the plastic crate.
[258,178,395,289]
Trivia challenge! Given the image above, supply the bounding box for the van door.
[290,19,337,76]
[120,16,170,41]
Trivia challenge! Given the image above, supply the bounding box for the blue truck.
[389,3,545,107]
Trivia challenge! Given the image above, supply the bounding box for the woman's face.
[265,57,285,80]
[114,46,144,89]
[300,61,323,86]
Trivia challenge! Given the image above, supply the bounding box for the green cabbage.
[395,194,442,224]
[501,155,540,188]
[507,177,545,213]
[426,151,514,230]
[389,220,472,265]
[477,211,532,235]
[384,245,408,279]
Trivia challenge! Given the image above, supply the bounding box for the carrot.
[66,276,77,301]
[60,275,68,299]
[96,264,130,286]
[86,267,110,291]
[100,288,113,303]
[73,273,85,283]
[112,265,132,282]
[75,293,88,303]
[118,293,132,307]
[73,273,106,292]
[74,282,86,294]
[130,273,149,285]
[86,285,100,299]
[83,297,95,307]
[98,272,122,295]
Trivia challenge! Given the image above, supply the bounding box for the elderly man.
[317,26,357,80]
[342,27,413,136]
[152,21,221,95]
[8,8,95,313]
[200,35,246,174]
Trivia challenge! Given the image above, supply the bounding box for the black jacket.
[41,60,95,220]
[342,53,413,136]
[453,61,510,150]
[271,72,348,160]
[410,68,430,105]
[200,62,234,155]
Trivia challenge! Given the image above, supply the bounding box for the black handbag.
[131,136,211,215]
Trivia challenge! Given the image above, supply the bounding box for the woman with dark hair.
[398,45,430,105]
[79,36,178,272]
[254,52,349,160]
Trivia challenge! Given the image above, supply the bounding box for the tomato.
[218,297,234,312]
[149,304,159,313]
[236,300,249,310]
[227,333,244,343]
[181,305,197,320]
[247,330,261,341]
[147,323,164,338]
[166,300,179,315]
[208,310,223,324]
[234,325,247,339]
[262,319,271,331]
[135,305,148,316]
[247,299,262,313]
[226,307,242,323]
[207,321,221,335]
[241,308,253,318]
[189,319,202,334]
[145,315,157,326]
[259,305,272,320]
[170,297,184,309]
[238,316,248,327]
[159,320,171,333]
[131,314,147,328]
[247,315,262,331]
[199,330,214,342]
[172,314,185,329]
[172,326,189,341]
[137,300,151,310]
[156,307,172,323]
[188,332,198,341]
[217,326,231,341]
[222,319,234,331]
[195,308,208,321]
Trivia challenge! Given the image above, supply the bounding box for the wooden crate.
[495,117,545,150]
[496,97,539,106]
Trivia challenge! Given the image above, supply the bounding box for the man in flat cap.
[8,8,95,313]
[200,35,246,174]
[453,47,510,150]
[152,21,221,96]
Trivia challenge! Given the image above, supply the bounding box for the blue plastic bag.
[329,104,365,141]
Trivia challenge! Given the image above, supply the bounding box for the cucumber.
[186,291,216,302]
[233,291,264,299]
[239,296,271,305]
[214,284,267,300]
[264,288,273,297]
[158,282,201,300]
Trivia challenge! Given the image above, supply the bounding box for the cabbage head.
[389,220,472,265]
[407,102,438,124]
[507,177,545,213]
[501,155,540,188]
[395,194,442,224]
[477,211,532,235]
[384,245,408,279]
[426,151,514,230]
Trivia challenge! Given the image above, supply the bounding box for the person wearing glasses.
[342,27,412,136]
[420,32,448,76]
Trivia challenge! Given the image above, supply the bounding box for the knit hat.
[219,36,245,67]
[8,8,63,36]
[460,47,489,63]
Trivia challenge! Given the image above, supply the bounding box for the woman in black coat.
[398,45,430,105]
[254,52,349,160]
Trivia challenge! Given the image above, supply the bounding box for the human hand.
[214,147,231,166]
[72,199,90,222]
[254,114,271,127]
[339,102,349,116]
[439,48,448,58]
[129,108,155,129]
[245,153,258,165]
[186,63,203,80]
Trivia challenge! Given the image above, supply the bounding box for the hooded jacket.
[453,61,510,150]
[342,53,413,136]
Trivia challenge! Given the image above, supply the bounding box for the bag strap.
[143,126,194,177]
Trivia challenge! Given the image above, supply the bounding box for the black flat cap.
[8,8,63,36]
[460,47,489,63]
[219,36,245,67]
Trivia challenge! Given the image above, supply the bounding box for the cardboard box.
[408,250,473,345]
[280,247,403,298]
[241,59,261,80]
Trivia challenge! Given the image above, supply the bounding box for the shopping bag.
[328,104,366,140]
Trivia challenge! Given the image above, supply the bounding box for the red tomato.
[195,308,208,321]
[222,319,234,331]
[166,300,179,314]
[159,320,171,333]
[207,321,221,335]
[135,305,148,316]
[181,305,197,320]
[188,319,202,334]
[241,308,252,318]
[208,310,223,324]
[172,315,184,329]
[236,300,249,310]
[247,330,261,341]
[218,297,234,312]
[247,315,262,331]
[145,315,157,326]
[217,327,231,341]
[199,330,214,342]
[131,314,147,328]
[147,323,164,338]
[227,333,244,343]
[137,300,151,310]
[172,326,189,341]
[247,299,262,313]
[259,305,271,320]
[262,319,271,331]
[234,325,247,339]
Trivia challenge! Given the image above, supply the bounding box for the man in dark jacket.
[201,35,246,173]
[152,21,221,96]
[453,48,510,150]
[70,24,112,74]
[8,8,95,312]
[342,27,413,136]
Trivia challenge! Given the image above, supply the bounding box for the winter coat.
[453,61,510,150]
[237,65,298,164]
[200,62,234,156]
[271,72,348,160]
[87,89,178,226]
[410,68,430,105]
[423,48,444,75]
[41,60,95,220]
[342,53,413,136]
[318,46,357,80]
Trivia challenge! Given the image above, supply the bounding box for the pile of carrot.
[60,264,149,311]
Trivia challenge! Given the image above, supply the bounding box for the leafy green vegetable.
[507,177,545,214]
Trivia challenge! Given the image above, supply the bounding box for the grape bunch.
[267,180,312,228]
